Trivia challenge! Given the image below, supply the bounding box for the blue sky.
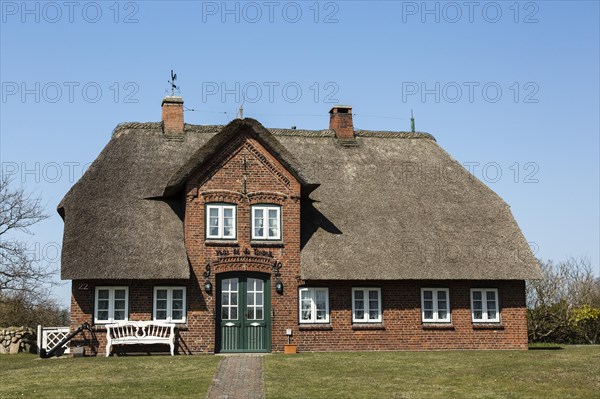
[1,0,599,307]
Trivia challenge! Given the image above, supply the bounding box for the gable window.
[251,205,281,240]
[352,288,382,323]
[94,286,128,324]
[206,204,236,240]
[421,288,451,323]
[471,288,500,323]
[299,287,329,323]
[154,286,187,323]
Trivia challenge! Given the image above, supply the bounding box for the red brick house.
[59,95,541,354]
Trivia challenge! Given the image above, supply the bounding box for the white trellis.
[37,325,70,354]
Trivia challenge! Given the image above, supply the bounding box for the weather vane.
[168,70,178,96]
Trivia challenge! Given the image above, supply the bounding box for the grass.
[0,354,221,399]
[264,346,600,399]
[1,347,599,398]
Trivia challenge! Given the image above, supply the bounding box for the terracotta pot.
[283,344,297,354]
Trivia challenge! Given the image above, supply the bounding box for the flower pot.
[283,344,297,354]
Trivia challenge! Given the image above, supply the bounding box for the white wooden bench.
[105,321,176,357]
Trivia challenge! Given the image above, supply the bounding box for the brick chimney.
[162,96,184,134]
[329,105,354,141]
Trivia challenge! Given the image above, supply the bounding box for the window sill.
[352,324,385,331]
[205,240,239,247]
[250,240,284,247]
[422,324,455,330]
[472,323,504,330]
[298,324,333,331]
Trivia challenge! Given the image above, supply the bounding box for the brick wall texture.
[69,134,529,354]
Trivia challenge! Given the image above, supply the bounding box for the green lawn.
[264,346,600,399]
[0,354,221,399]
[1,347,599,398]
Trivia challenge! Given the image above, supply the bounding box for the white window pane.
[355,290,364,300]
[315,290,326,302]
[301,310,311,320]
[354,300,364,310]
[369,290,378,300]
[487,310,497,320]
[114,299,126,311]
[172,289,183,300]
[209,208,219,217]
[98,290,109,300]
[114,310,125,321]
[473,291,482,300]
[247,292,254,306]
[424,300,433,311]
[438,310,447,320]
[156,299,167,310]
[487,300,496,311]
[438,300,447,311]
[424,310,434,320]
[172,300,183,311]
[114,289,126,299]
[97,310,109,320]
[172,310,183,320]
[230,279,238,291]
[423,290,433,300]
[223,227,233,237]
[301,290,310,300]
[210,227,219,236]
[355,310,365,319]
[157,310,168,320]
[316,310,326,320]
[157,290,167,300]
[224,218,233,227]
[231,293,238,306]
[230,307,238,320]
[437,290,447,300]
[486,291,496,301]
[255,209,264,218]
[268,227,278,237]
[316,296,326,310]
[98,299,109,311]
[268,209,277,218]
[473,310,483,320]
[369,300,378,312]
[223,208,233,218]
[369,310,379,320]
[256,293,263,306]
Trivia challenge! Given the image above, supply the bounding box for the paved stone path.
[206,355,265,399]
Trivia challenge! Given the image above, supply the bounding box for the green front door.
[217,273,271,353]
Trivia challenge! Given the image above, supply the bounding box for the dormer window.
[251,205,281,240]
[206,204,236,240]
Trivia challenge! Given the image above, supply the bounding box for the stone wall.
[0,327,37,354]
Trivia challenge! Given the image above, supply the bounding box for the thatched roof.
[59,119,541,280]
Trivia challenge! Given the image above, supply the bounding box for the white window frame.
[94,286,129,324]
[470,288,500,323]
[251,205,281,240]
[298,287,330,324]
[153,286,187,323]
[352,288,382,323]
[421,288,451,323]
[206,204,236,240]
